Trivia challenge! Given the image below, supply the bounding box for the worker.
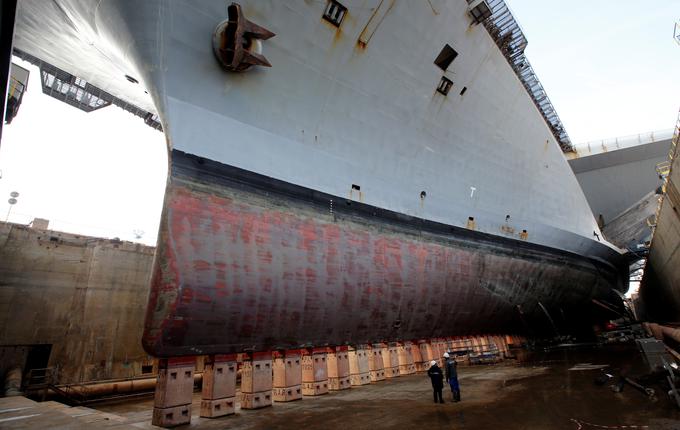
[427,360,444,404]
[443,352,460,402]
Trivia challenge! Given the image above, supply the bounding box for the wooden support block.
[419,341,434,362]
[302,350,328,383]
[152,357,195,427]
[348,347,369,375]
[152,404,191,428]
[240,391,272,409]
[397,342,416,375]
[381,343,399,378]
[410,342,424,372]
[384,367,399,378]
[273,350,302,388]
[328,376,351,390]
[272,385,302,402]
[199,397,235,418]
[369,345,384,372]
[432,339,447,366]
[153,359,195,409]
[471,337,482,354]
[327,346,351,391]
[302,381,329,396]
[370,370,385,382]
[369,345,385,382]
[348,346,371,386]
[326,346,349,379]
[241,352,273,394]
[350,372,371,386]
[202,354,237,401]
[301,348,329,396]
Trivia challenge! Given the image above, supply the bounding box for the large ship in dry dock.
[8,0,629,357]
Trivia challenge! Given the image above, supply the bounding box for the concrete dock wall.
[569,138,669,224]
[0,221,155,385]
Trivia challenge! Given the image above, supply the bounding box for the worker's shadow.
[434,409,465,427]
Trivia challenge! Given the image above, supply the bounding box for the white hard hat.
[430,360,437,366]
[443,352,450,358]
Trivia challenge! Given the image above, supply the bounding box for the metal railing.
[24,367,58,402]
[473,0,573,152]
[574,129,674,156]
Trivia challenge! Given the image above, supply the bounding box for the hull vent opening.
[434,44,458,71]
[467,216,476,230]
[323,1,347,27]
[437,76,453,95]
[468,0,492,24]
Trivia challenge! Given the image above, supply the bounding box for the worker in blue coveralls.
[443,352,460,401]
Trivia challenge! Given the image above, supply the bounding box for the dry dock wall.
[0,221,155,385]
[568,139,669,224]
[642,143,680,320]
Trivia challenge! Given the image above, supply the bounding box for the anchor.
[212,3,275,72]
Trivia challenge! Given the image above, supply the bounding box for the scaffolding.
[470,0,573,152]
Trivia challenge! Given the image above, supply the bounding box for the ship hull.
[143,150,623,356]
[9,0,630,357]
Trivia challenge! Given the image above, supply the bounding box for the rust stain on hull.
[142,151,622,357]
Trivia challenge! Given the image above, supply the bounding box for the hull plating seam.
[172,151,618,273]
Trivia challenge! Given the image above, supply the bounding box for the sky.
[0,1,679,245]
[509,0,680,144]
[0,58,167,245]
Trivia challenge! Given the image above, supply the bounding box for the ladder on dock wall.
[24,367,90,405]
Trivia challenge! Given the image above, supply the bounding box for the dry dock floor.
[3,344,680,429]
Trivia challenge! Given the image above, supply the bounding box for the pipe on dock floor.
[3,366,22,396]
[52,373,203,399]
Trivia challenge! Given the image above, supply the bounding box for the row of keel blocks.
[151,336,526,427]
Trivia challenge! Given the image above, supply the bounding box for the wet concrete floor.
[3,344,680,429]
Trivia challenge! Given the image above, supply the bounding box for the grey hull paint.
[10,0,629,355]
